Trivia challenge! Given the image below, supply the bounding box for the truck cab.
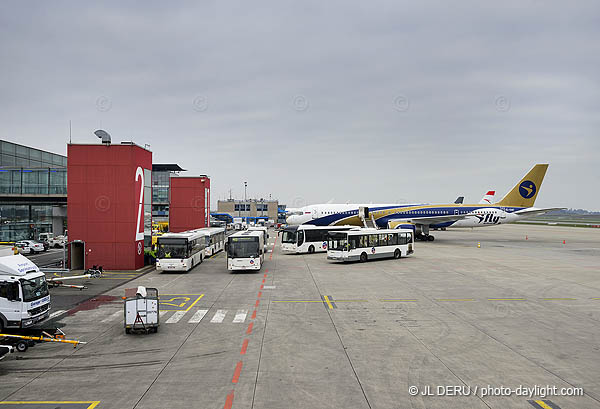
[0,255,51,331]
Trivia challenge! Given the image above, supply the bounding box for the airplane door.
[312,208,318,219]
[454,209,459,215]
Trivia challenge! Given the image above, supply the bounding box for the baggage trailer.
[124,286,159,334]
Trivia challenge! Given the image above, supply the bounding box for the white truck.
[38,233,66,248]
[0,254,51,332]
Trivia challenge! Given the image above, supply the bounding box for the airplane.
[285,164,563,241]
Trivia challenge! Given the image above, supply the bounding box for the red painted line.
[260,284,264,289]
[255,299,260,307]
[262,279,265,284]
[263,273,267,278]
[258,291,262,298]
[251,310,257,319]
[265,269,269,273]
[224,390,234,409]
[246,322,254,335]
[232,361,243,383]
[240,338,249,355]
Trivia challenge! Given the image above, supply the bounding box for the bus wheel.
[428,235,435,241]
[308,245,315,254]
[360,252,367,262]
[394,249,401,259]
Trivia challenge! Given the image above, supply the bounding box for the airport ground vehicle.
[200,227,226,257]
[156,230,205,272]
[248,226,269,252]
[327,228,414,262]
[233,217,244,230]
[0,255,50,331]
[227,230,265,271]
[281,225,353,254]
[15,240,45,254]
[38,233,66,248]
[124,286,159,334]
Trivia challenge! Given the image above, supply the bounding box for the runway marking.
[188,309,209,323]
[240,339,249,355]
[528,399,561,409]
[232,361,243,383]
[48,310,67,319]
[488,298,526,301]
[322,295,335,309]
[246,321,254,334]
[272,300,323,303]
[233,310,248,323]
[160,294,204,311]
[541,298,576,301]
[0,402,100,409]
[165,310,187,324]
[224,390,234,409]
[100,310,121,323]
[436,298,475,302]
[381,299,418,302]
[592,297,600,300]
[263,285,276,289]
[210,310,227,323]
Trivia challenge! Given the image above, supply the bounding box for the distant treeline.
[546,209,600,216]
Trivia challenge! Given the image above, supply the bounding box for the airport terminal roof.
[152,164,186,172]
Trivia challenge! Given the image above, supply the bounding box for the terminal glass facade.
[0,140,67,242]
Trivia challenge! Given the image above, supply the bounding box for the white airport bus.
[281,225,354,254]
[248,226,269,252]
[227,230,265,271]
[327,228,414,262]
[200,227,226,257]
[156,230,206,272]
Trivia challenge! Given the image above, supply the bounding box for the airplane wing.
[513,207,566,217]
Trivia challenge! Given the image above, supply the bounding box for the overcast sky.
[1,1,598,210]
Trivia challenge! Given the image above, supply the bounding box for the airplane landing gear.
[416,234,435,242]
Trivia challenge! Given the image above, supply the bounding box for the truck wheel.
[16,341,28,352]
[308,245,315,254]
[394,249,401,259]
[360,252,368,262]
[125,328,131,334]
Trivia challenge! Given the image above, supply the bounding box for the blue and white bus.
[327,228,414,262]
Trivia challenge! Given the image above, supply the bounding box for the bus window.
[298,231,304,246]
[379,234,388,246]
[369,235,378,247]
[360,235,368,248]
[389,233,397,245]
[349,236,359,249]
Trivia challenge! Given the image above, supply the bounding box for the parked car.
[14,240,45,254]
[38,232,66,248]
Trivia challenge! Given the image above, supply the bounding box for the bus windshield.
[20,276,49,302]
[157,238,188,259]
[327,233,348,251]
[281,229,297,244]
[228,237,259,258]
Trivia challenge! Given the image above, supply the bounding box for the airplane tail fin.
[496,164,548,208]
[479,191,495,204]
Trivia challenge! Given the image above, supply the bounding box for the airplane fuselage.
[286,203,525,228]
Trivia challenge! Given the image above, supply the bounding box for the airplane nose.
[286,215,298,225]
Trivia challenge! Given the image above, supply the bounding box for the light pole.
[244,181,248,221]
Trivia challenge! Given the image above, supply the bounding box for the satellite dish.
[94,129,111,144]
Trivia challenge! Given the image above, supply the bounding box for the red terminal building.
[169,176,210,233]
[67,142,152,270]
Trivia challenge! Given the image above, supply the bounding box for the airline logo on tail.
[519,181,536,199]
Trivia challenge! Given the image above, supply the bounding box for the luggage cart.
[124,286,159,334]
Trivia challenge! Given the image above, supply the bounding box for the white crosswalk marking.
[159,310,169,317]
[210,310,227,323]
[166,310,187,324]
[188,309,209,323]
[49,310,66,319]
[232,310,247,323]
[101,310,121,323]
